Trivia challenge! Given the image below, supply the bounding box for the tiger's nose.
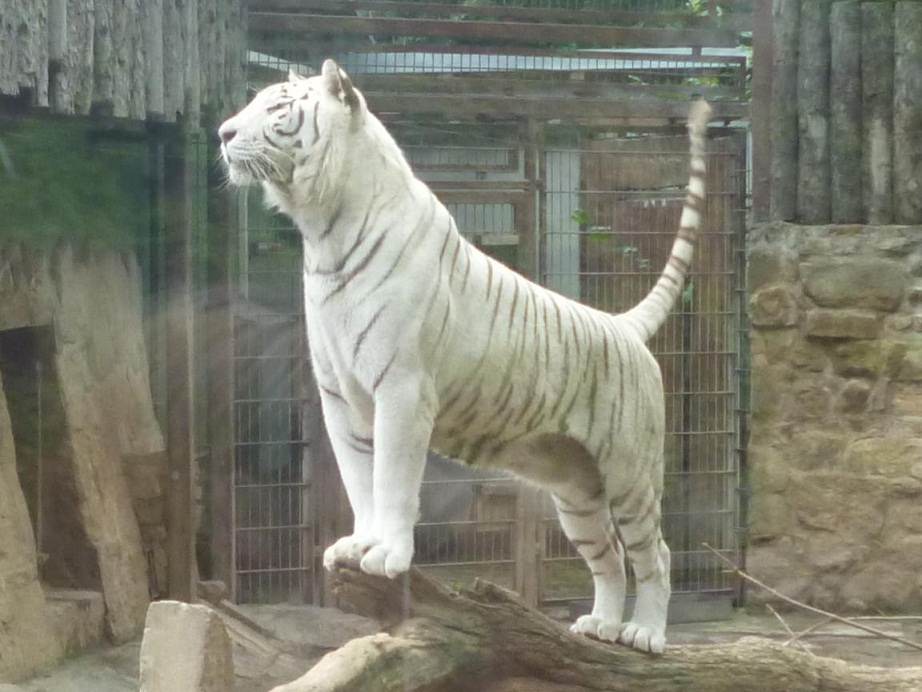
[218,122,237,144]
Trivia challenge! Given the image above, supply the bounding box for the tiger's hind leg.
[552,492,627,643]
[615,493,670,654]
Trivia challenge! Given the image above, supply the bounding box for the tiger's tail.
[620,100,711,342]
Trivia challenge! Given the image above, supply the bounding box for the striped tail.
[621,100,711,342]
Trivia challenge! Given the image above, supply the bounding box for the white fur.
[219,61,710,654]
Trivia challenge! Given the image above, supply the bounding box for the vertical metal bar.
[35,360,43,556]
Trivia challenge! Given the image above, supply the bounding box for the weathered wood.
[750,0,773,222]
[272,564,922,692]
[796,0,831,224]
[829,1,862,223]
[893,1,922,224]
[143,0,166,118]
[67,0,97,115]
[92,0,115,114]
[861,1,894,224]
[0,0,50,106]
[248,13,741,49]
[769,0,800,222]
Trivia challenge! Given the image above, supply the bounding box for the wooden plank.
[893,1,922,224]
[248,13,742,49]
[351,73,742,104]
[164,127,197,603]
[829,0,862,223]
[796,0,831,224]
[861,1,894,225]
[364,91,747,122]
[769,0,799,222]
[749,0,772,223]
[248,0,731,28]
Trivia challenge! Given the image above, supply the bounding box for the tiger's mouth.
[221,145,292,186]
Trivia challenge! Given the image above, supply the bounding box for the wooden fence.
[0,0,246,126]
[753,0,922,225]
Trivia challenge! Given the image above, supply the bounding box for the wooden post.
[769,0,799,222]
[750,0,773,223]
[205,119,237,600]
[796,0,831,224]
[164,125,197,603]
[829,0,862,223]
[514,486,541,607]
[861,1,894,225]
[143,0,165,119]
[92,0,114,115]
[894,1,922,224]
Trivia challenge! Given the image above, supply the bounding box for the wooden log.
[48,0,68,112]
[143,0,165,119]
[893,1,922,224]
[163,0,185,122]
[861,0,894,224]
[796,0,832,224]
[270,563,922,692]
[769,0,800,222]
[829,0,862,223]
[68,0,97,115]
[92,0,115,114]
[0,0,50,106]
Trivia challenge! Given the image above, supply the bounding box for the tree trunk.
[893,1,922,224]
[796,0,831,224]
[270,564,922,692]
[829,0,862,223]
[770,0,800,222]
[861,0,894,224]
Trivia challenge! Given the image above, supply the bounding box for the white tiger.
[219,59,710,654]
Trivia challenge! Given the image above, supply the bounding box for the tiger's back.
[219,59,710,655]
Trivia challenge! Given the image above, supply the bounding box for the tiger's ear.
[288,68,304,82]
[321,59,359,111]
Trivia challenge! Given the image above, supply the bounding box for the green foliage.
[0,118,150,251]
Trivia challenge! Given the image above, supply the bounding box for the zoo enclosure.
[229,0,751,615]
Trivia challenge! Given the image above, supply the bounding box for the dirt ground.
[6,605,922,691]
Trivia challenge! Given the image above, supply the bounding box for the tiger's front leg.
[359,376,434,579]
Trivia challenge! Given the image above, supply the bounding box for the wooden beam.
[362,91,746,122]
[164,126,197,603]
[248,13,742,49]
[248,0,740,29]
[749,0,772,223]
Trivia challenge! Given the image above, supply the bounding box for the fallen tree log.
[271,563,922,692]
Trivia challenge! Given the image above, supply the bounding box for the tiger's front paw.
[359,542,413,579]
[323,534,379,570]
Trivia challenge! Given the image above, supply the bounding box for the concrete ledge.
[139,601,233,692]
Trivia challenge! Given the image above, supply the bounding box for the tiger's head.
[218,59,365,190]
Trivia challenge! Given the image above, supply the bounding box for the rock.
[139,601,234,692]
[842,437,921,477]
[787,429,847,470]
[750,284,799,328]
[802,258,906,311]
[197,581,228,605]
[832,340,908,378]
[748,248,798,291]
[892,383,922,417]
[837,379,871,413]
[804,309,882,340]
[897,347,922,381]
[0,371,63,683]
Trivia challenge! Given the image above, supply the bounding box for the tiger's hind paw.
[618,622,666,655]
[322,534,379,570]
[570,615,623,643]
[359,542,413,579]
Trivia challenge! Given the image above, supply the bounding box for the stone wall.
[0,245,166,681]
[748,223,922,612]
